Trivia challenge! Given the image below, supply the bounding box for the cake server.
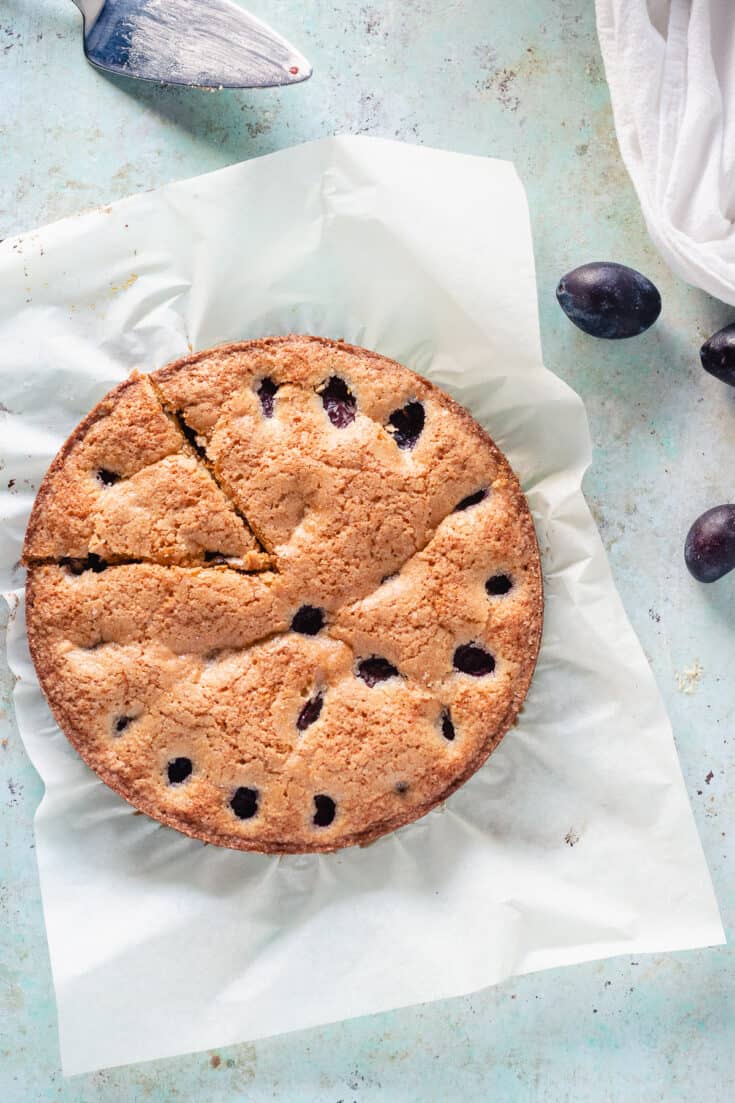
[71,0,312,88]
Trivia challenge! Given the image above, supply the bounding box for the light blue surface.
[0,2,732,1099]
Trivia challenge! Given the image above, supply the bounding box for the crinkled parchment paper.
[0,136,723,1075]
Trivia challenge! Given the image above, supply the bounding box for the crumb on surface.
[675,661,703,694]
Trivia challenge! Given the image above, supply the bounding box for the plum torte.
[23,336,543,852]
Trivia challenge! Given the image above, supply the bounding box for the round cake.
[23,336,543,852]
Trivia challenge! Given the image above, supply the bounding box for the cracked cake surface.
[23,335,543,852]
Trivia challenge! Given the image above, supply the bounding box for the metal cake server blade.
[73,0,312,88]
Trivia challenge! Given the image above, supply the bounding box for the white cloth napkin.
[597,0,735,305]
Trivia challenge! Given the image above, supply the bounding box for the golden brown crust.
[23,376,146,560]
[22,372,265,567]
[24,336,543,852]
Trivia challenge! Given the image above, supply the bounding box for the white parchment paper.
[0,136,724,1076]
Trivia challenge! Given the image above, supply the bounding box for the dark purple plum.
[312,794,336,827]
[320,376,356,427]
[556,262,661,339]
[453,643,495,676]
[356,656,399,686]
[257,377,278,417]
[684,505,735,583]
[97,468,120,486]
[441,709,455,741]
[388,401,425,449]
[291,605,324,635]
[296,692,323,731]
[230,786,259,819]
[700,323,735,387]
[167,757,193,785]
[454,489,487,512]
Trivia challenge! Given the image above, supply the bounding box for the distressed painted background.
[0,1,732,1099]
